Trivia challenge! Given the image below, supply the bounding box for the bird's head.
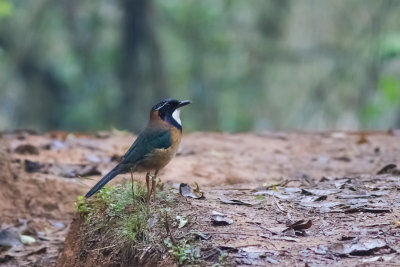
[150,99,191,131]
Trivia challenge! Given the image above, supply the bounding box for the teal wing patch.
[120,128,172,165]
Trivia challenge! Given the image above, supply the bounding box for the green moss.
[74,181,208,265]
[86,181,148,217]
[75,195,91,222]
[121,205,152,242]
[76,181,158,243]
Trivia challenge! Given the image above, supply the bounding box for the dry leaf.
[212,216,233,226]
[219,197,254,206]
[179,183,205,199]
[377,164,400,175]
[283,220,312,232]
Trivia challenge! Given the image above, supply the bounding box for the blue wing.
[119,127,172,166]
[85,126,171,198]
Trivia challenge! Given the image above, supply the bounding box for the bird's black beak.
[177,100,191,108]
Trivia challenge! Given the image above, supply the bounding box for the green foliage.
[75,195,91,214]
[97,186,115,206]
[362,103,381,122]
[80,181,152,242]
[1,1,400,131]
[122,205,152,242]
[95,182,147,217]
[380,33,400,59]
[361,75,400,126]
[165,238,196,265]
[0,0,12,17]
[380,76,400,105]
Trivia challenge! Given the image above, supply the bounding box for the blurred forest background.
[0,0,399,133]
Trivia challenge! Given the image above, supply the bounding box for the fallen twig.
[88,244,117,252]
[272,194,285,213]
[163,211,176,245]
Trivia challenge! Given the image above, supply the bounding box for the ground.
[1,130,400,266]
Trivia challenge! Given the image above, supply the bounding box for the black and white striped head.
[151,99,191,131]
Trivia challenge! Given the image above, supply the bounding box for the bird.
[85,98,191,201]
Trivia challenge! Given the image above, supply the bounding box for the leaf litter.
[331,239,394,256]
[4,131,400,266]
[179,183,205,199]
[24,159,101,177]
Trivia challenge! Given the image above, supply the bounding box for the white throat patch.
[172,109,181,126]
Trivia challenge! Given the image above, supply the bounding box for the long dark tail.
[85,166,121,198]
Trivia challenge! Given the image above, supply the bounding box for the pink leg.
[152,170,159,201]
[145,172,150,201]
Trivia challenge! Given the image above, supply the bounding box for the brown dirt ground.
[1,130,400,266]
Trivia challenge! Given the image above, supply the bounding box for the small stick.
[164,211,176,245]
[130,168,135,201]
[146,172,151,202]
[200,232,259,236]
[272,194,285,213]
[88,244,117,252]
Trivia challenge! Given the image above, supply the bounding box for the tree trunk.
[118,0,167,132]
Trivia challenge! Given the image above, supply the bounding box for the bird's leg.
[145,172,151,201]
[152,170,159,201]
[130,168,135,200]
